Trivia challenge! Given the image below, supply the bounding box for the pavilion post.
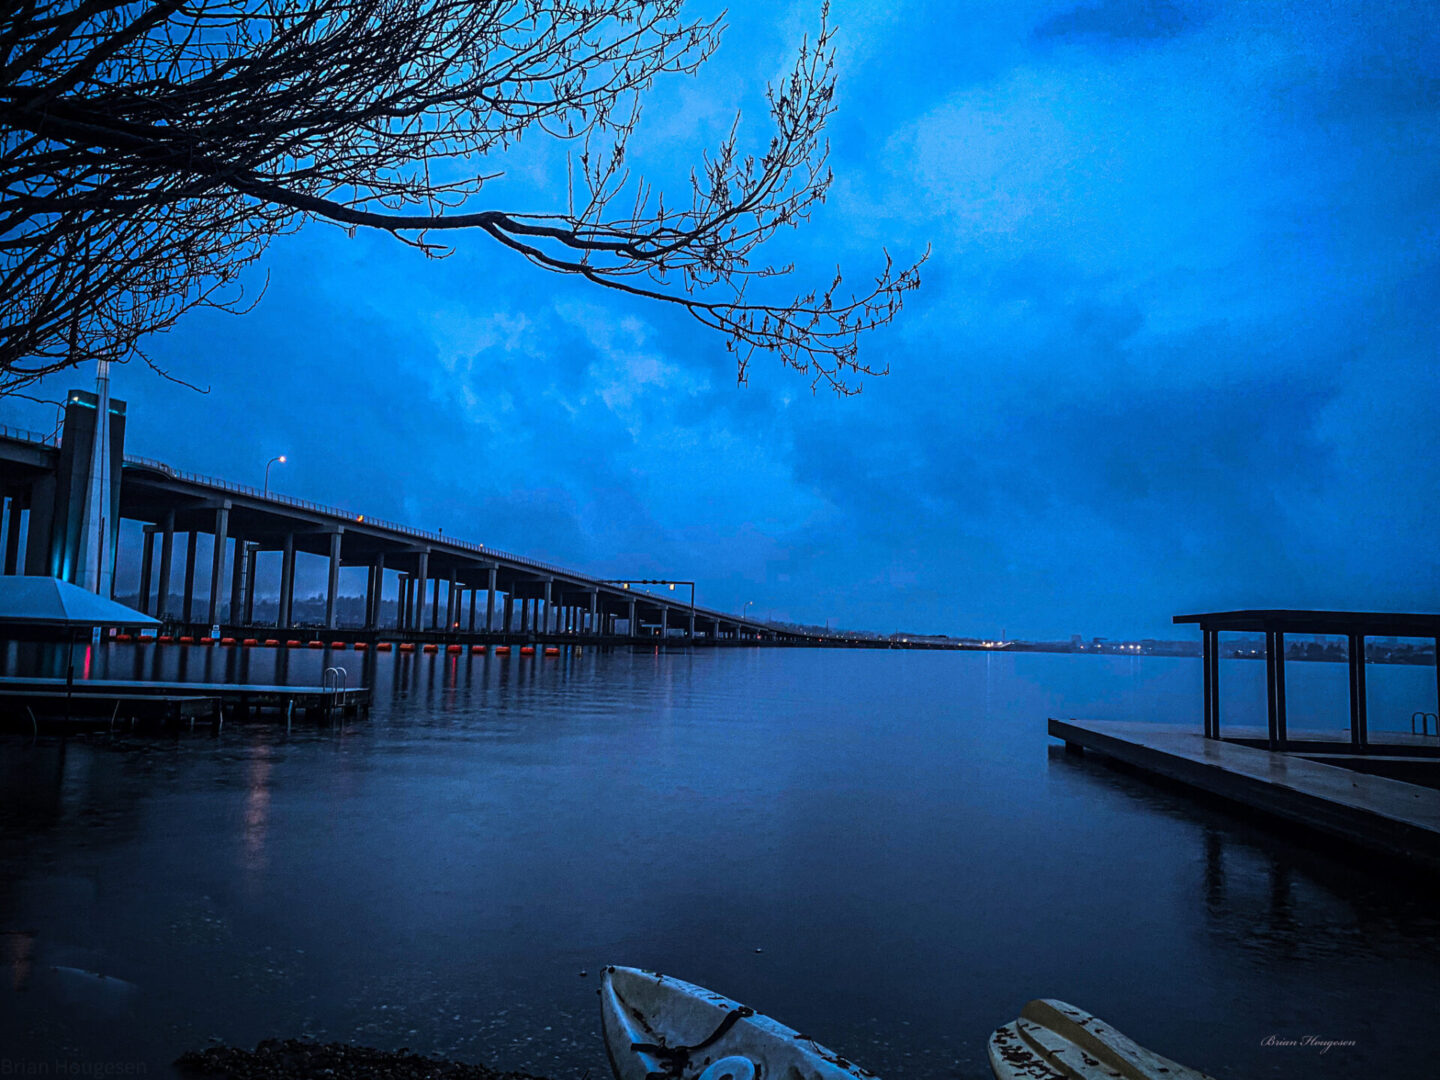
[1265,630,1287,751]
[1274,631,1287,748]
[1348,633,1368,751]
[1202,628,1213,739]
[1202,628,1220,740]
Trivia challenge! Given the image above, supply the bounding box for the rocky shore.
[176,1038,567,1080]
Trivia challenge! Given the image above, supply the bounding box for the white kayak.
[989,999,1217,1080]
[600,966,878,1080]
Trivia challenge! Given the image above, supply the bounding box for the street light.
[263,454,286,497]
[743,600,754,620]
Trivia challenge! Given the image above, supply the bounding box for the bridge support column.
[542,579,552,636]
[503,594,513,634]
[182,531,198,625]
[22,474,53,576]
[157,511,175,619]
[413,552,429,632]
[398,573,410,629]
[325,530,342,630]
[278,532,295,629]
[660,607,668,639]
[138,527,155,613]
[627,598,637,638]
[244,544,257,623]
[687,612,695,640]
[207,506,228,628]
[368,554,385,629]
[486,567,497,631]
[588,590,599,637]
[468,587,477,632]
[228,537,246,624]
[520,597,530,635]
[445,569,457,631]
[4,495,24,575]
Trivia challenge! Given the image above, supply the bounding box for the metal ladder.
[323,666,349,715]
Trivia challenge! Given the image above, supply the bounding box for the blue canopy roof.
[0,576,160,628]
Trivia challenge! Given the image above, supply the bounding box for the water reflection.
[0,649,1437,1079]
[1052,743,1440,962]
[242,743,273,878]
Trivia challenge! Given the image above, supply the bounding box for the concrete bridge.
[0,390,789,645]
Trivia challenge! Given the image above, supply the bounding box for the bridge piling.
[207,505,228,627]
[157,510,175,619]
[325,530,341,629]
[2,495,20,575]
[279,532,295,629]
[139,527,155,614]
[244,543,257,623]
[182,530,197,623]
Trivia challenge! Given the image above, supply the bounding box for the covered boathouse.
[1049,609,1440,876]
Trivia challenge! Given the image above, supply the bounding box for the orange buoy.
[220,637,237,646]
[494,645,511,655]
[242,638,259,646]
[287,640,301,648]
[471,645,486,654]
[330,641,346,649]
[115,634,133,643]
[262,638,278,647]
[305,640,322,648]
[178,635,194,644]
[199,636,216,645]
[543,646,560,656]
[446,644,462,653]
[157,635,173,643]
[399,642,415,652]
[519,645,536,655]
[354,642,369,651]
[376,642,393,652]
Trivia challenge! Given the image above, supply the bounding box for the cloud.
[1034,0,1214,45]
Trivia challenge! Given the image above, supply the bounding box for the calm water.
[2,646,1439,1079]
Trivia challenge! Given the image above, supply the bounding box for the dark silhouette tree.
[0,0,924,396]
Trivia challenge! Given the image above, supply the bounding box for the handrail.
[323,666,348,703]
[0,423,59,446]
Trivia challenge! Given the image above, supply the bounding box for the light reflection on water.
[0,646,1437,1079]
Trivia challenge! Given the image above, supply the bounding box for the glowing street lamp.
[263,454,286,497]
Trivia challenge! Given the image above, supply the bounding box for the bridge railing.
[120,455,614,588]
[0,423,59,446]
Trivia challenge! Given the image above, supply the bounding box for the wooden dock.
[0,686,220,732]
[0,675,370,727]
[1050,718,1440,875]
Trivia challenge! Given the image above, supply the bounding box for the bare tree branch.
[0,0,924,397]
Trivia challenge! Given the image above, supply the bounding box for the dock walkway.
[0,676,370,722]
[1050,718,1440,874]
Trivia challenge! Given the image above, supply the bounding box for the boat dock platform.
[1,685,220,732]
[0,676,370,731]
[1050,718,1440,875]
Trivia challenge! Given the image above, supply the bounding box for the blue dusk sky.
[5,0,1440,640]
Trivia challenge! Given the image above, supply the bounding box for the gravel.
[175,1038,570,1080]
